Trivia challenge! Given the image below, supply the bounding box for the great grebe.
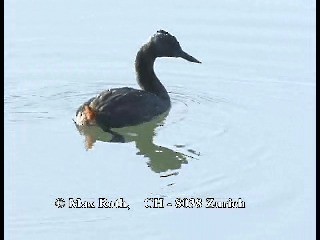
[74,30,201,132]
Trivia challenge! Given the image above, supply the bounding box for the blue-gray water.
[5,0,316,239]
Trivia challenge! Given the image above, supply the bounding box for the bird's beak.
[177,49,201,63]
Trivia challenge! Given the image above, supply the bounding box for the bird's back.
[77,87,170,129]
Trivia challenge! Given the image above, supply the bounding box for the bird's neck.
[135,44,169,100]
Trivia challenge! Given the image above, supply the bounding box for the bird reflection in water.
[74,113,200,174]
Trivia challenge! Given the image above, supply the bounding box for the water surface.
[5,0,316,239]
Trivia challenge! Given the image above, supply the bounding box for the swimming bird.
[74,30,201,133]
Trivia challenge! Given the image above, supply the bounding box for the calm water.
[5,0,316,239]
